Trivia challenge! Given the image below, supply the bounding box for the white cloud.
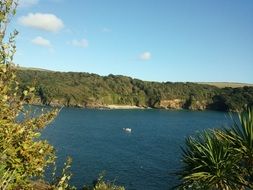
[19,0,39,8]
[31,36,51,47]
[70,38,89,48]
[18,13,64,32]
[139,51,151,61]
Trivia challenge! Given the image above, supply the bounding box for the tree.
[0,0,58,189]
[177,106,253,189]
[0,1,125,189]
[177,131,244,190]
[217,106,253,188]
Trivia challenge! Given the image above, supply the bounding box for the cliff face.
[187,100,208,110]
[159,99,184,109]
[159,99,208,110]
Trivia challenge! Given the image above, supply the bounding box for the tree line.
[16,69,253,111]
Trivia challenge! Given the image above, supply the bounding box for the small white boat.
[123,128,132,133]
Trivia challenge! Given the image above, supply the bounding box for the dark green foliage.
[177,107,253,189]
[218,87,253,111]
[218,107,253,187]
[0,0,58,189]
[16,69,253,111]
[178,131,244,189]
[82,174,125,190]
[0,1,125,189]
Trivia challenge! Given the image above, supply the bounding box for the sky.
[9,0,253,83]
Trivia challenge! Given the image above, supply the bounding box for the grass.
[198,82,253,88]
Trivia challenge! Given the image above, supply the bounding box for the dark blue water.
[42,108,231,190]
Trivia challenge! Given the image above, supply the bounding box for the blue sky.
[11,0,253,83]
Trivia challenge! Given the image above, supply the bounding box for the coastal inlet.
[42,108,232,190]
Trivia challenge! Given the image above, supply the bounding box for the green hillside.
[198,82,253,88]
[16,69,253,111]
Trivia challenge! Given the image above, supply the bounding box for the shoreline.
[28,103,233,112]
[104,105,146,109]
[29,103,150,110]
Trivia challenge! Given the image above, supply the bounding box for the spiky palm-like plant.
[217,106,253,188]
[177,107,253,189]
[177,130,245,190]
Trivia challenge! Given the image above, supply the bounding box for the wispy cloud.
[102,27,112,33]
[19,0,39,8]
[69,38,89,48]
[32,36,51,47]
[18,13,64,32]
[49,0,64,2]
[139,51,151,61]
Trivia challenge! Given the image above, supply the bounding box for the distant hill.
[198,82,253,88]
[17,66,52,72]
[16,68,253,111]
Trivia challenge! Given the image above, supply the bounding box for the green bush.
[0,1,125,189]
[177,106,253,189]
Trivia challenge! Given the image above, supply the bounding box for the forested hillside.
[16,69,253,111]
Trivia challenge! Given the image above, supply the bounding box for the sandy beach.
[106,105,144,109]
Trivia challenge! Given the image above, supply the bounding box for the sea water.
[42,108,231,190]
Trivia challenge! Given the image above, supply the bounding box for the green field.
[198,82,253,88]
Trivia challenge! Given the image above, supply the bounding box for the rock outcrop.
[159,99,184,109]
